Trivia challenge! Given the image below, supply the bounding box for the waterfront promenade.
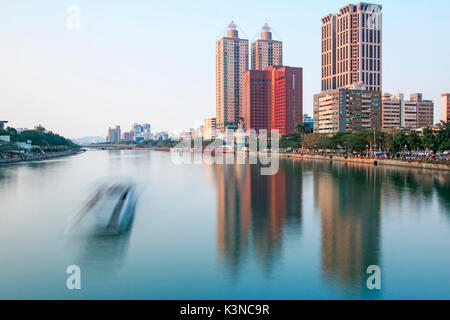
[167,148,450,171]
[279,153,450,171]
[0,150,82,165]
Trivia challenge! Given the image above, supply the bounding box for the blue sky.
[0,0,449,137]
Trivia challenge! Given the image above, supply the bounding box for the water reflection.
[1,151,449,299]
[0,167,16,190]
[73,230,133,271]
[313,162,381,293]
[213,161,303,277]
[212,158,450,295]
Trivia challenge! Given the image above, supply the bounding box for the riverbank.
[279,153,450,171]
[0,149,82,165]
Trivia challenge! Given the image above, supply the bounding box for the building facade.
[155,132,169,141]
[133,123,152,141]
[251,23,282,71]
[107,125,121,143]
[270,66,303,136]
[304,114,314,130]
[122,131,134,141]
[381,93,402,129]
[321,3,382,92]
[203,117,216,140]
[0,121,7,130]
[441,93,450,123]
[411,93,434,128]
[401,100,417,129]
[242,66,303,136]
[314,86,381,134]
[216,22,249,132]
[382,93,434,129]
[242,70,272,132]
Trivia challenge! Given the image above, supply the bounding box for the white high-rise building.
[107,125,121,143]
[216,21,249,132]
[251,23,282,70]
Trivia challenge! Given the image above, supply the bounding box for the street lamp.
[373,129,377,156]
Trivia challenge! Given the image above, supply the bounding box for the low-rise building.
[402,100,417,129]
[16,128,29,134]
[313,86,381,134]
[382,93,434,129]
[303,114,314,130]
[122,131,134,141]
[0,121,8,130]
[155,131,169,141]
[411,93,434,128]
[193,126,204,139]
[203,117,216,140]
[381,93,402,129]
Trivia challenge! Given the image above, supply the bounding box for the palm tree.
[296,122,312,135]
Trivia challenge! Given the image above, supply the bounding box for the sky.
[0,0,449,138]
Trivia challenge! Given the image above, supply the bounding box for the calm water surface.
[0,150,449,299]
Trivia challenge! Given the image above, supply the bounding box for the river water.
[0,150,449,299]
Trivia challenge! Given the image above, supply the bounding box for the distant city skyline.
[1,0,449,137]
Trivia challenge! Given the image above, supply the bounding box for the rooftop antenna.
[217,18,250,41]
[265,18,283,41]
[234,21,249,40]
[216,17,234,41]
[251,29,259,42]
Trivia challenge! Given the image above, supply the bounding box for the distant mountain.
[72,136,106,144]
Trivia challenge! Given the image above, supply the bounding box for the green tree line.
[0,125,79,152]
[279,122,450,154]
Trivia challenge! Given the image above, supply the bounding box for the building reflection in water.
[313,162,381,293]
[312,162,450,293]
[211,158,450,292]
[213,160,303,277]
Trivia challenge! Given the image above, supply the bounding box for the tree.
[375,131,388,151]
[34,125,46,133]
[345,132,369,153]
[408,131,422,151]
[5,127,17,141]
[0,141,19,153]
[421,127,436,152]
[390,131,409,155]
[436,122,450,151]
[296,122,313,135]
[327,132,349,150]
[303,134,327,150]
[17,130,79,149]
[280,133,303,149]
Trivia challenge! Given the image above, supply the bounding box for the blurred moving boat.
[69,183,136,235]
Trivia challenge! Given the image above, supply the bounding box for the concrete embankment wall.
[279,153,450,171]
[0,150,80,165]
